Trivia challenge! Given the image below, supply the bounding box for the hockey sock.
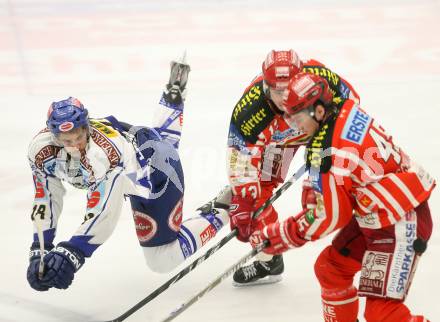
[321,285,359,322]
[177,208,228,258]
[364,298,419,322]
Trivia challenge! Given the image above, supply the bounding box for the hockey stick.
[34,217,46,279]
[103,164,306,322]
[159,241,269,322]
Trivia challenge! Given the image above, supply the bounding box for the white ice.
[1,0,440,321]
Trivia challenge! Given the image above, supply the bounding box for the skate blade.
[232,275,282,287]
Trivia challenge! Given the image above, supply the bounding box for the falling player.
[26,57,231,291]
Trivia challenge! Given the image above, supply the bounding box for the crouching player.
[251,72,435,321]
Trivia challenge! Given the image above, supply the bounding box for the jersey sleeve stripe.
[388,174,420,208]
[321,175,340,238]
[370,182,405,217]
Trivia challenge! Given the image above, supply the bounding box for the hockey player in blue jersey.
[26,57,231,291]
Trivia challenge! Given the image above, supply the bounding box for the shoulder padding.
[230,80,275,144]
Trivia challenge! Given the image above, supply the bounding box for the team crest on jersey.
[133,211,157,242]
[341,106,372,145]
[359,193,373,208]
[168,199,183,232]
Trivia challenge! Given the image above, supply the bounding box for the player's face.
[56,126,88,153]
[268,87,285,110]
[287,110,320,137]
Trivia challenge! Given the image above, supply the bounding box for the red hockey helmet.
[282,72,332,115]
[262,49,303,90]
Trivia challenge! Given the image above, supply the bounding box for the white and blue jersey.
[28,96,229,272]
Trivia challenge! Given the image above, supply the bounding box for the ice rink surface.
[1,0,440,321]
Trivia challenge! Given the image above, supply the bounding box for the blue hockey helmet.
[46,97,89,134]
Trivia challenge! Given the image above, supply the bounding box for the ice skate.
[233,255,284,287]
[162,51,191,107]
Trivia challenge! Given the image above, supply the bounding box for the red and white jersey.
[228,59,359,205]
[297,100,436,241]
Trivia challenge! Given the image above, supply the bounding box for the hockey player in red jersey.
[250,72,435,321]
[228,49,359,286]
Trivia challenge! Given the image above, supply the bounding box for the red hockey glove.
[250,214,307,255]
[229,195,254,242]
[301,179,317,209]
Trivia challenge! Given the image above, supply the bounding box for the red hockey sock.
[321,285,359,322]
[364,298,429,321]
[409,316,430,322]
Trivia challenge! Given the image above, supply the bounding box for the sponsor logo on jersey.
[33,176,46,199]
[303,64,350,107]
[90,119,118,138]
[339,81,350,99]
[341,107,372,145]
[168,199,183,232]
[307,123,329,169]
[228,124,248,152]
[303,65,340,87]
[240,107,268,137]
[386,212,416,299]
[322,304,337,320]
[231,82,275,143]
[59,121,74,132]
[179,239,192,259]
[80,153,93,173]
[355,213,380,228]
[87,191,101,209]
[271,128,302,142]
[232,85,262,122]
[133,211,157,243]
[200,224,217,246]
[34,145,61,170]
[359,251,390,297]
[309,171,323,193]
[305,209,315,224]
[90,128,121,169]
